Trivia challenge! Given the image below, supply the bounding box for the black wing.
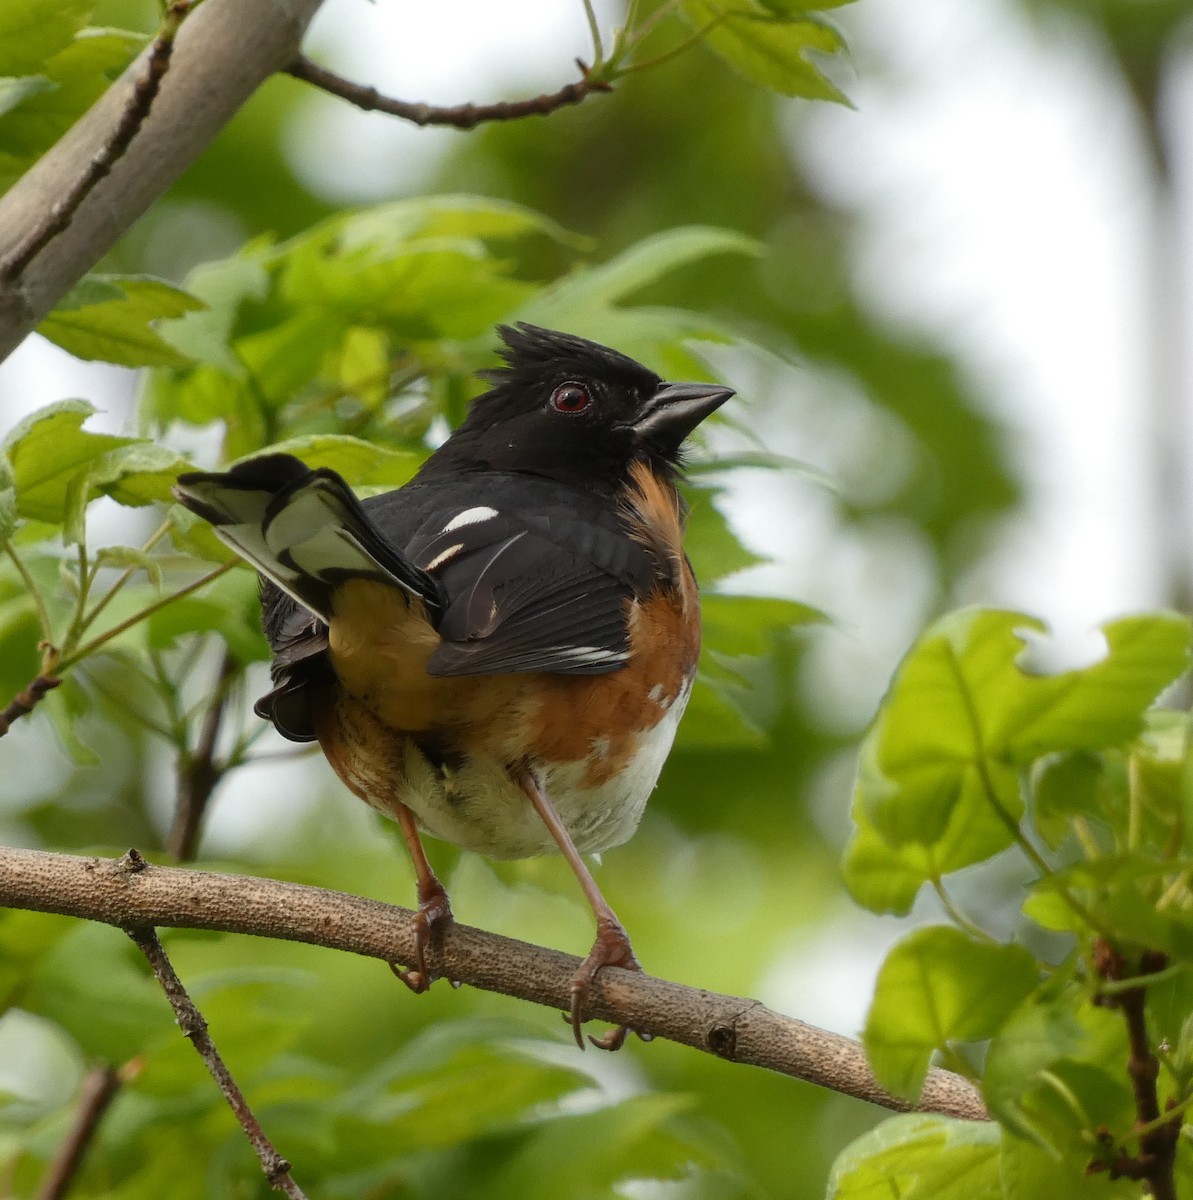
[370,478,660,677]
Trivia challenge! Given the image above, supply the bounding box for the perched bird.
[174,323,732,1049]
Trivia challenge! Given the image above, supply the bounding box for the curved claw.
[566,917,642,1051]
[390,882,454,992]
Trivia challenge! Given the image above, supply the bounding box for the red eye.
[550,382,591,414]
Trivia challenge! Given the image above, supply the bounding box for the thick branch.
[285,53,610,130]
[0,0,194,283]
[0,0,326,364]
[127,919,308,1198]
[0,845,987,1122]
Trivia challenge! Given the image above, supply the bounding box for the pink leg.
[516,768,643,1051]
[389,801,453,993]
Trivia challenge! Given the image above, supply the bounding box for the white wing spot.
[557,646,627,666]
[444,506,499,532]
[424,543,465,571]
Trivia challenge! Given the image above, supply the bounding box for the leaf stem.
[1121,1090,1193,1145]
[618,14,726,75]
[930,879,997,944]
[581,0,604,67]
[57,561,235,673]
[74,516,173,641]
[3,539,54,644]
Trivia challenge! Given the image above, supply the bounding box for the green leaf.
[154,247,272,371]
[486,1093,720,1200]
[94,544,163,590]
[0,74,53,119]
[531,226,760,313]
[982,988,1089,1149]
[0,454,16,542]
[858,609,1191,852]
[863,927,1038,1099]
[1031,751,1110,850]
[0,592,41,702]
[840,808,933,916]
[1026,855,1193,955]
[248,435,422,487]
[843,733,1020,914]
[0,28,145,190]
[701,593,825,658]
[332,325,391,410]
[3,401,186,540]
[678,673,766,749]
[828,1113,1001,1200]
[680,1,850,103]
[0,0,92,75]
[4,399,134,524]
[684,483,765,583]
[39,274,204,367]
[332,193,589,252]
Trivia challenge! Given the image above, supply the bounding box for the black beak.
[630,381,735,445]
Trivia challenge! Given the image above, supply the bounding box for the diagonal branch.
[0,845,988,1122]
[36,1063,124,1200]
[126,915,308,1199]
[284,54,611,130]
[0,0,195,284]
[0,0,326,364]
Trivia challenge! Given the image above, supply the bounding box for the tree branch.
[284,53,611,130]
[0,0,327,364]
[1092,940,1181,1199]
[0,675,60,736]
[0,1,195,284]
[0,845,988,1122]
[35,1063,124,1200]
[167,650,240,861]
[126,916,308,1199]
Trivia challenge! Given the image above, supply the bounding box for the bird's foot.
[568,917,647,1052]
[390,882,454,993]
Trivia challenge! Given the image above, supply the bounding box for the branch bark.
[127,919,308,1198]
[0,845,988,1122]
[285,54,610,129]
[0,0,326,365]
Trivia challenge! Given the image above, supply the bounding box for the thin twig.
[0,674,61,736]
[285,53,612,130]
[0,0,196,283]
[125,916,308,1199]
[1090,940,1181,1198]
[0,562,235,739]
[56,560,236,672]
[0,846,989,1123]
[167,649,240,861]
[74,517,174,641]
[3,540,54,644]
[35,1063,123,1200]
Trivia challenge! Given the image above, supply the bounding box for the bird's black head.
[420,324,733,492]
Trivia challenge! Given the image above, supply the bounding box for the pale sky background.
[1,0,1189,1035]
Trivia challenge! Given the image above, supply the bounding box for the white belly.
[398,679,690,859]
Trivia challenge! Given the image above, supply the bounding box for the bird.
[173,322,733,1050]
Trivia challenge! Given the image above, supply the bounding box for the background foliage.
[2,0,1193,1197]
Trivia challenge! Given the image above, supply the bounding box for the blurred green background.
[3,0,1192,1195]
